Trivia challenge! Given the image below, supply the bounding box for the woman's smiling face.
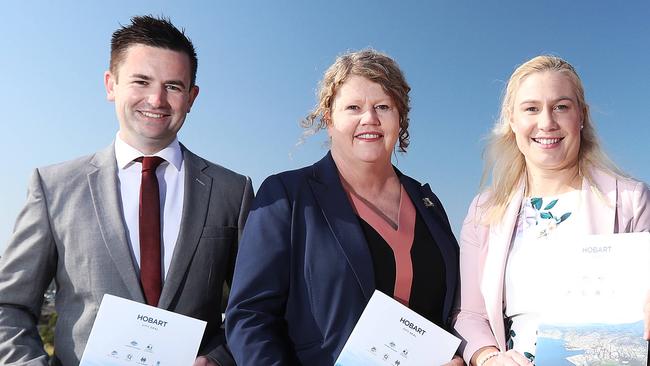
[328,75,400,166]
[510,71,583,173]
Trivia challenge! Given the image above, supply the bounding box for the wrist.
[477,350,500,366]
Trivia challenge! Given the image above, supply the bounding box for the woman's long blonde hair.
[481,55,625,223]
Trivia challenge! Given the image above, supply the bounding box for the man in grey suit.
[0,15,252,366]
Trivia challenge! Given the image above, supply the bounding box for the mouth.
[138,110,170,119]
[355,132,383,140]
[532,137,563,146]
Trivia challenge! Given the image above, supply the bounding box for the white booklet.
[335,290,460,366]
[80,294,207,366]
[534,232,650,366]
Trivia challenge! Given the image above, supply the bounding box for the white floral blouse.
[504,190,580,363]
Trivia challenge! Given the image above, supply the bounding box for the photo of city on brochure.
[535,321,648,366]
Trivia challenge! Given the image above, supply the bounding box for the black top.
[358,210,447,327]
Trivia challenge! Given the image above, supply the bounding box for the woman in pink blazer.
[452,55,650,366]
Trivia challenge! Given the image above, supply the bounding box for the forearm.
[0,305,49,365]
[453,311,499,363]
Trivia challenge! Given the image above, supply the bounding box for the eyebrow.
[519,96,575,105]
[130,74,187,89]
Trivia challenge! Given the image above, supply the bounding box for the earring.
[580,124,584,129]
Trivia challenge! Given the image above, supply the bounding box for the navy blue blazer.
[225,152,459,366]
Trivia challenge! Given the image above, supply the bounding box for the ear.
[104,71,116,102]
[186,85,200,113]
[323,110,333,136]
[508,115,516,133]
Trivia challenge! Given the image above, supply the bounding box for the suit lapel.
[158,147,211,309]
[308,153,375,301]
[88,144,145,303]
[400,176,459,321]
[482,183,524,349]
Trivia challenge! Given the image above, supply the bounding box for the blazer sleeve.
[0,169,56,365]
[225,174,297,365]
[452,194,499,363]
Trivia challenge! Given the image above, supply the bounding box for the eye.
[165,84,182,92]
[133,80,148,86]
[345,105,360,111]
[375,104,391,111]
[524,106,538,112]
[554,104,569,111]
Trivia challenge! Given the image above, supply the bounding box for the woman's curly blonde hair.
[302,49,411,152]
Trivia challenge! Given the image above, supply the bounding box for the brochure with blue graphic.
[80,294,206,366]
[535,233,649,366]
[335,290,460,366]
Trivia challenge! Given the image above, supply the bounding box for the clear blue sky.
[1,1,649,252]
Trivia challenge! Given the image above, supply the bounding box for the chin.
[356,154,390,165]
[534,160,578,171]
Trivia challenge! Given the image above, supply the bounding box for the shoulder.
[464,191,492,223]
[35,150,105,188]
[616,176,649,196]
[613,175,650,213]
[255,164,315,201]
[589,168,649,203]
[587,168,650,231]
[458,191,495,246]
[184,148,249,184]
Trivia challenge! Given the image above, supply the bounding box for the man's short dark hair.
[110,15,198,86]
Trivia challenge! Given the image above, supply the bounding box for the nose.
[361,107,380,125]
[538,106,559,131]
[147,86,169,109]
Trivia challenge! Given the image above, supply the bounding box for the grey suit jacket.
[0,143,253,366]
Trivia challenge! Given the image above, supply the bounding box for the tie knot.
[138,156,165,172]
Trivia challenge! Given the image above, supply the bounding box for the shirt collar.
[114,132,183,171]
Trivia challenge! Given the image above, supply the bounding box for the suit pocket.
[294,338,323,353]
[294,338,326,364]
[201,225,237,239]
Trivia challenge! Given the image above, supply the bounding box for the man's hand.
[193,356,218,366]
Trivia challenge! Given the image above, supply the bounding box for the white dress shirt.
[115,134,185,280]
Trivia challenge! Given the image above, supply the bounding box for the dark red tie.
[138,156,165,306]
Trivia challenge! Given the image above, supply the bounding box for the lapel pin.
[422,197,434,207]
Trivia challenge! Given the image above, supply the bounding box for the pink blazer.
[452,169,650,363]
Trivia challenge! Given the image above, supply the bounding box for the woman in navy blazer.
[226,49,462,366]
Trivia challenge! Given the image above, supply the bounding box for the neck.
[118,131,173,155]
[331,150,398,195]
[525,163,581,197]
